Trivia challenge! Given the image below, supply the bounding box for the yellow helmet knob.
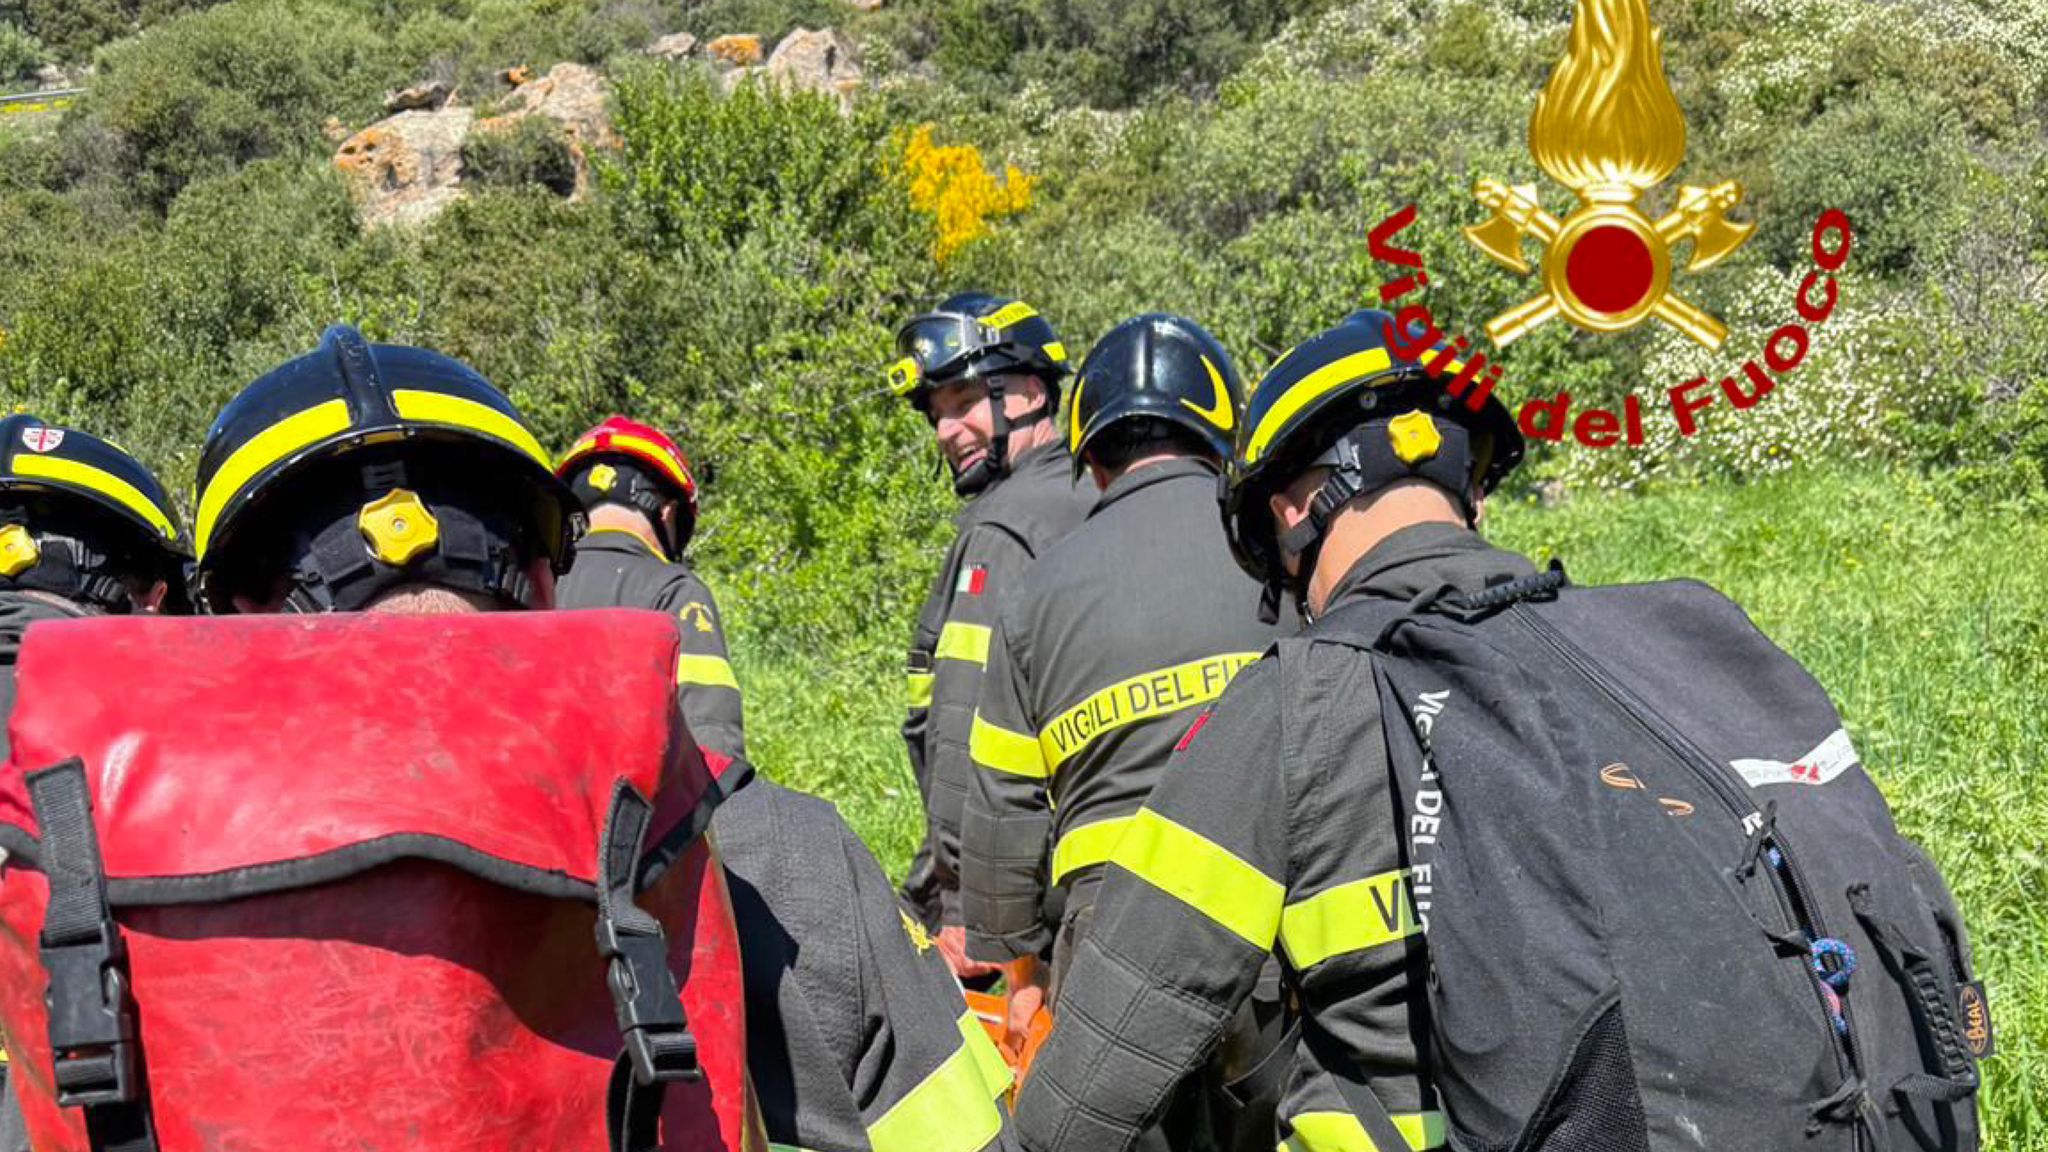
[587,462,618,493]
[357,489,441,567]
[1388,410,1443,465]
[0,524,40,578]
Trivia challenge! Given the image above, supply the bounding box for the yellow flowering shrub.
[901,123,1033,264]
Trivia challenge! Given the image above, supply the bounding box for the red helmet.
[556,417,700,555]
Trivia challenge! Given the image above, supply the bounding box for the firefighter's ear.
[526,558,557,610]
[1268,465,1327,535]
[134,579,170,615]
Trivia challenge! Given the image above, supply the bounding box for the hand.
[1005,979,1045,1050]
[936,925,1001,981]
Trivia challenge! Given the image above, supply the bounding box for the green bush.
[0,18,45,83]
[462,116,578,196]
[73,0,398,210]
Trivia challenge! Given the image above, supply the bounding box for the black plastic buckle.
[596,917,700,1085]
[42,938,137,1107]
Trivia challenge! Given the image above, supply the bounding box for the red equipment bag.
[0,609,752,1152]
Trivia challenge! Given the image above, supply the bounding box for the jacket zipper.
[1511,605,1866,1103]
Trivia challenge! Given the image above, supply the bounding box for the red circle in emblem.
[1565,225,1656,315]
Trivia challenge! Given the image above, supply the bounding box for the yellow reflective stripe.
[908,671,935,709]
[1043,340,1068,363]
[865,1011,1007,1152]
[674,653,739,690]
[1110,809,1282,947]
[959,1008,1012,1099]
[970,713,1046,778]
[563,431,693,493]
[8,454,176,542]
[1245,347,1395,466]
[1037,652,1262,772]
[934,621,991,665]
[982,301,1038,329]
[390,389,551,472]
[1278,870,1420,970]
[1282,1110,1446,1152]
[194,399,353,555]
[1051,814,1135,883]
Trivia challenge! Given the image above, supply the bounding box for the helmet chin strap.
[1268,423,1480,622]
[950,378,1050,497]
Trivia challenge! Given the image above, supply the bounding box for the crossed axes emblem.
[1466,179,1753,350]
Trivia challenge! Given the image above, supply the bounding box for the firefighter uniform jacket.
[959,458,1288,963]
[1011,524,1537,1152]
[554,527,747,760]
[900,442,1094,927]
[715,766,1013,1152]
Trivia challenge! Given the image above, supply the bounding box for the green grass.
[731,464,2046,1149]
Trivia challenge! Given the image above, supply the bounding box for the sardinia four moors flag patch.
[957,564,988,596]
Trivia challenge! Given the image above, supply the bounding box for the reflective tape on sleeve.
[935,622,992,666]
[1050,814,1135,883]
[908,671,935,709]
[1109,809,1282,948]
[674,653,740,690]
[970,714,1047,778]
[1282,1110,1446,1152]
[1278,869,1419,970]
[864,1010,1008,1152]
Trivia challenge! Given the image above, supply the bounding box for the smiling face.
[928,373,1049,477]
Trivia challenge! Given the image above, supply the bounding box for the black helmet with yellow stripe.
[1223,309,1524,616]
[1068,313,1242,478]
[890,292,1070,495]
[0,415,188,613]
[191,325,579,614]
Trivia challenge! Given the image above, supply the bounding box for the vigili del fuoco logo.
[1364,0,1855,451]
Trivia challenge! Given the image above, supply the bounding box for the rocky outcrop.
[706,34,765,66]
[333,107,475,229]
[764,27,862,108]
[334,63,617,228]
[383,81,452,114]
[474,62,617,200]
[646,31,699,60]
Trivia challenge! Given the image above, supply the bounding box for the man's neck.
[1002,417,1060,464]
[1307,483,1466,615]
[587,505,667,559]
[1089,449,1197,492]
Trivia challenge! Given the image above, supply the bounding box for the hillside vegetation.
[0,0,2044,1143]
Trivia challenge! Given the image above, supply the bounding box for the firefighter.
[1007,309,1525,1152]
[193,326,1010,1152]
[1,414,188,758]
[961,313,1297,1149]
[554,417,745,759]
[0,415,189,1151]
[888,293,1095,978]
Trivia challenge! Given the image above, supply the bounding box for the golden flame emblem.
[1465,0,1752,348]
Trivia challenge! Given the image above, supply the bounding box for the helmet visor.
[892,312,991,392]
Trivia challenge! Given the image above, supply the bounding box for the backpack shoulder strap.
[1308,562,1569,652]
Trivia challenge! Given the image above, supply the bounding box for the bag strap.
[1309,563,1568,650]
[1297,1018,1426,1152]
[597,780,703,1152]
[1845,886,1979,1109]
[27,759,158,1152]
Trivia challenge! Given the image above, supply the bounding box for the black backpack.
[1298,566,1985,1152]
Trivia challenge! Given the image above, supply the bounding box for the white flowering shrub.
[1545,267,1931,491]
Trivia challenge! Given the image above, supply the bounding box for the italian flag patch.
[956,564,988,596]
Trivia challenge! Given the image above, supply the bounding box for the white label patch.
[20,426,63,452]
[1730,728,1859,788]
